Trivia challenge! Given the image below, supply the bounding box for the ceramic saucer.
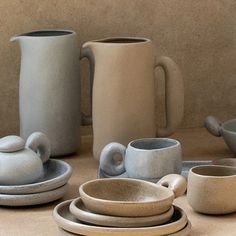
[53,200,188,236]
[69,197,174,227]
[58,221,191,236]
[98,160,212,181]
[0,159,72,194]
[0,184,68,206]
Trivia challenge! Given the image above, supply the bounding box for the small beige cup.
[187,165,236,214]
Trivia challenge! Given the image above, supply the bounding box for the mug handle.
[204,116,222,137]
[155,56,184,136]
[99,142,126,176]
[157,174,187,198]
[80,47,95,126]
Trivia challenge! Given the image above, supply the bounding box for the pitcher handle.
[80,47,95,126]
[155,56,184,136]
[99,142,126,176]
[157,174,187,198]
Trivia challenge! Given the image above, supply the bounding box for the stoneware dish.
[69,197,174,227]
[212,158,236,167]
[0,159,72,194]
[79,174,187,217]
[0,132,50,185]
[187,165,236,214]
[100,138,182,180]
[53,200,188,236]
[0,184,68,206]
[58,221,191,236]
[205,116,236,153]
[98,160,212,181]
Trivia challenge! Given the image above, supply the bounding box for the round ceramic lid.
[0,135,25,152]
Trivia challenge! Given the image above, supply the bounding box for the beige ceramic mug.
[187,165,236,214]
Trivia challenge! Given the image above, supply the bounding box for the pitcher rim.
[11,29,76,40]
[87,37,151,45]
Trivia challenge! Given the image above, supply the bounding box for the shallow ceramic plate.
[0,184,68,206]
[98,160,212,181]
[69,197,174,227]
[53,200,188,236]
[0,159,72,194]
[58,221,191,236]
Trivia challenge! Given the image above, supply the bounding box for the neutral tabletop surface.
[0,127,236,236]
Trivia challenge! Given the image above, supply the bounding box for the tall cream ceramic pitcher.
[82,37,184,159]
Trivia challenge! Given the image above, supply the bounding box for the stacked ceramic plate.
[0,159,72,206]
[53,178,191,236]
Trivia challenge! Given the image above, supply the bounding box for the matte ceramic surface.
[82,37,184,159]
[0,159,72,194]
[11,29,81,156]
[0,132,50,185]
[212,158,236,167]
[69,197,174,227]
[98,160,212,181]
[0,135,25,152]
[53,200,188,236]
[79,176,187,217]
[205,116,236,153]
[58,221,191,236]
[187,165,236,214]
[100,138,182,180]
[0,184,68,206]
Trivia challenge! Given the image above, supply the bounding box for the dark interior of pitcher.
[97,38,147,44]
[22,30,73,37]
[130,139,177,150]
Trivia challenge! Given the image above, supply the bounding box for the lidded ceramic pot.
[0,132,50,185]
[82,37,184,159]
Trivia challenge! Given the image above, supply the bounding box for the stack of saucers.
[0,133,72,206]
[0,159,72,206]
[53,176,191,236]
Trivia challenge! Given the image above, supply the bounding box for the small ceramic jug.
[0,132,50,185]
[82,37,184,159]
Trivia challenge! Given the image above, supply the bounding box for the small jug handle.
[25,132,51,163]
[155,56,184,136]
[204,116,222,137]
[157,174,187,198]
[99,142,126,176]
[80,47,95,126]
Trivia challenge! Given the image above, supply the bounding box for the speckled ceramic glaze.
[53,200,188,236]
[100,138,182,180]
[187,165,236,214]
[79,175,187,217]
[205,116,236,153]
[69,197,174,227]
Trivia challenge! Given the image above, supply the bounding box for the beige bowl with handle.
[79,174,186,217]
[187,165,236,214]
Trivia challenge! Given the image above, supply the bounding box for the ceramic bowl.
[205,116,236,153]
[187,165,236,214]
[69,197,174,227]
[79,175,187,217]
[53,200,188,236]
[0,159,72,194]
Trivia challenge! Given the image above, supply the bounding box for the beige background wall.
[0,0,236,136]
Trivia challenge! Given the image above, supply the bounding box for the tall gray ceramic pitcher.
[83,37,184,159]
[11,30,81,156]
